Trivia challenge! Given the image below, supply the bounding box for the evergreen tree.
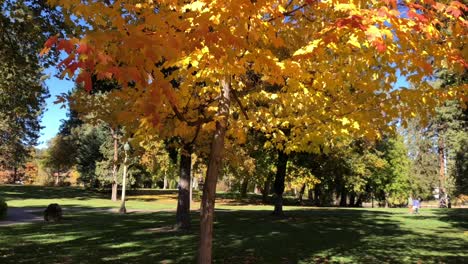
[75,124,108,188]
[0,0,69,178]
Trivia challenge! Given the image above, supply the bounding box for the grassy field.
[0,185,309,211]
[0,185,467,263]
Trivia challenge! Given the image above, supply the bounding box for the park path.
[0,207,43,226]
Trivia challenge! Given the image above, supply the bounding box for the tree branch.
[169,102,213,126]
[232,90,249,120]
[267,3,309,22]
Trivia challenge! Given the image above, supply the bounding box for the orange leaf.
[446,6,462,18]
[373,40,387,53]
[77,72,93,92]
[44,35,58,48]
[336,15,367,31]
[77,43,90,54]
[57,39,75,53]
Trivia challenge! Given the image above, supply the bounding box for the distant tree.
[404,120,439,199]
[140,139,177,189]
[435,97,468,196]
[0,0,70,178]
[373,136,412,207]
[42,135,76,185]
[75,124,108,188]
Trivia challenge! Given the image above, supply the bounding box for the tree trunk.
[298,183,306,203]
[176,144,192,230]
[349,193,356,207]
[240,177,249,198]
[55,168,59,186]
[190,176,193,202]
[273,150,288,216]
[356,195,363,207]
[438,135,445,194]
[111,128,118,201]
[314,186,321,206]
[119,150,128,214]
[254,184,261,194]
[262,173,273,203]
[339,188,347,207]
[308,188,313,201]
[384,192,389,208]
[163,173,167,189]
[13,167,18,183]
[198,76,231,264]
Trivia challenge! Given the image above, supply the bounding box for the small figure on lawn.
[408,196,413,214]
[412,197,421,214]
[44,203,62,222]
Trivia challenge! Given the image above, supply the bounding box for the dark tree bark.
[240,177,249,198]
[198,76,231,264]
[262,173,273,203]
[339,188,347,207]
[13,167,18,183]
[349,193,356,207]
[298,183,306,203]
[314,186,322,206]
[308,188,314,201]
[438,135,445,193]
[176,144,192,230]
[355,195,363,207]
[273,150,288,216]
[111,128,118,201]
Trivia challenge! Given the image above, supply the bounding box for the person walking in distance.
[408,196,413,214]
[412,197,421,214]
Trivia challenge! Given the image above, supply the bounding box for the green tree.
[374,136,412,207]
[404,120,439,199]
[0,0,70,178]
[436,99,468,196]
[42,135,76,185]
[75,124,108,188]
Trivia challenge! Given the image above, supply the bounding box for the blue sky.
[38,68,74,148]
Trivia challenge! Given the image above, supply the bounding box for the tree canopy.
[42,0,467,262]
[0,0,70,173]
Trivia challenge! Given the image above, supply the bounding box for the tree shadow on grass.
[213,209,399,263]
[0,209,466,264]
[432,208,468,229]
[212,209,467,263]
[0,211,198,264]
[0,185,104,200]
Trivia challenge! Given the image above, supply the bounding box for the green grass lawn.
[0,185,179,211]
[0,185,309,212]
[0,185,467,263]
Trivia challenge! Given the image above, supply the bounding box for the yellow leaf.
[352,121,360,130]
[340,117,350,125]
[348,35,361,49]
[278,5,286,13]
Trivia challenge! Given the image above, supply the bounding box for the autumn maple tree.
[43,0,466,262]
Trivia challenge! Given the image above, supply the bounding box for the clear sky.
[38,68,74,148]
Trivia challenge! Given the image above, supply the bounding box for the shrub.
[0,197,7,219]
[453,194,468,207]
[44,203,62,222]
